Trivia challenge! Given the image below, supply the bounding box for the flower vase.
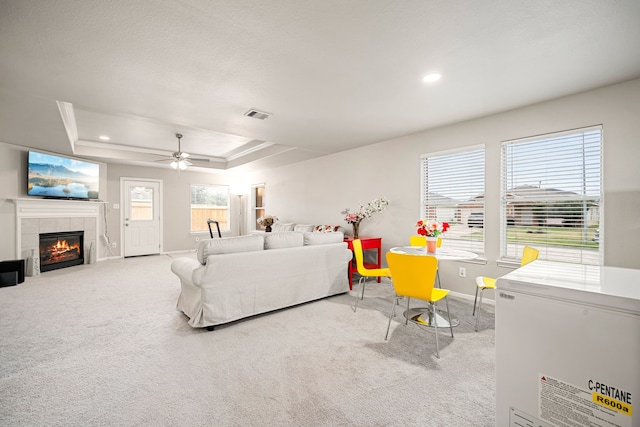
[265,225,272,232]
[352,222,360,239]
[426,236,437,253]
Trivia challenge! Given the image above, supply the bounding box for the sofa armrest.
[171,257,202,286]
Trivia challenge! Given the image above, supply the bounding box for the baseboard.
[359,277,495,306]
[97,255,123,261]
[450,290,495,306]
[162,249,197,255]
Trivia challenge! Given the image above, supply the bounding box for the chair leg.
[472,286,479,315]
[432,303,440,359]
[405,297,410,325]
[385,296,399,340]
[352,276,366,312]
[392,296,399,317]
[475,288,485,332]
[443,296,454,338]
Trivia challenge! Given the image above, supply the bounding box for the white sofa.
[171,231,352,329]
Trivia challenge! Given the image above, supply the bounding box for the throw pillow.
[313,225,342,233]
[293,224,315,232]
[272,223,295,232]
[303,231,344,245]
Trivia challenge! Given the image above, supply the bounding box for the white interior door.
[122,179,161,257]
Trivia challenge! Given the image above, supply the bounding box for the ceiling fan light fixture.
[167,133,190,171]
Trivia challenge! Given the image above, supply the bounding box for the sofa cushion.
[197,235,265,264]
[293,224,315,232]
[314,225,342,233]
[264,232,304,250]
[303,231,344,245]
[272,223,295,232]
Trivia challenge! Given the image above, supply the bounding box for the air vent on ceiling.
[244,109,272,120]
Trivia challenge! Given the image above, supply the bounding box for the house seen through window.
[421,146,486,255]
[501,126,602,265]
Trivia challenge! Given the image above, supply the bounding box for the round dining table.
[388,245,478,328]
[390,246,478,261]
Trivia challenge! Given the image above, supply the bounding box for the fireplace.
[39,231,84,272]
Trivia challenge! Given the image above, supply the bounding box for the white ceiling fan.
[157,133,209,170]
[169,133,190,170]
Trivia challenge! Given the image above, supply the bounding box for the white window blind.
[501,126,602,265]
[421,146,485,254]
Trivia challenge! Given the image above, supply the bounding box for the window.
[129,186,153,221]
[501,126,602,265]
[190,185,230,233]
[251,184,265,230]
[421,146,485,254]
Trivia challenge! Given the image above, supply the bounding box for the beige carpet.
[0,253,495,426]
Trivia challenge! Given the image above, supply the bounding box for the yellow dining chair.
[352,239,392,312]
[409,235,442,248]
[409,235,442,288]
[385,252,453,358]
[473,246,539,331]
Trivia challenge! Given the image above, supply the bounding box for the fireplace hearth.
[39,231,84,272]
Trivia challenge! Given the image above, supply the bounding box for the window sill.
[462,257,487,265]
[190,231,230,236]
[497,260,521,269]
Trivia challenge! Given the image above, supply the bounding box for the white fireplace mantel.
[12,198,105,260]
[13,198,103,218]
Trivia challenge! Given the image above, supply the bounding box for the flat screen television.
[27,151,99,199]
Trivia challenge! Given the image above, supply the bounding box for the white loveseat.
[171,231,352,329]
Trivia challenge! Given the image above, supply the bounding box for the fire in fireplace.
[39,231,84,272]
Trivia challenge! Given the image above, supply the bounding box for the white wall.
[0,143,109,260]
[249,78,640,297]
[0,143,22,260]
[2,79,638,298]
[0,143,246,259]
[104,164,244,255]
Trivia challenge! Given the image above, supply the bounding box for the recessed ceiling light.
[99,135,110,141]
[423,73,442,83]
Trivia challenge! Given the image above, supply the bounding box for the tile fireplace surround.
[12,198,103,262]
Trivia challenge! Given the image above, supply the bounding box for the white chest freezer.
[495,261,640,427]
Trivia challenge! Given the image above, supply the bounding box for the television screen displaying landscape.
[28,151,99,199]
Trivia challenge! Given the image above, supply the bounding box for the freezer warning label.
[539,374,632,427]
[588,380,632,416]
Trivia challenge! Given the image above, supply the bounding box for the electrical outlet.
[458,267,466,278]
